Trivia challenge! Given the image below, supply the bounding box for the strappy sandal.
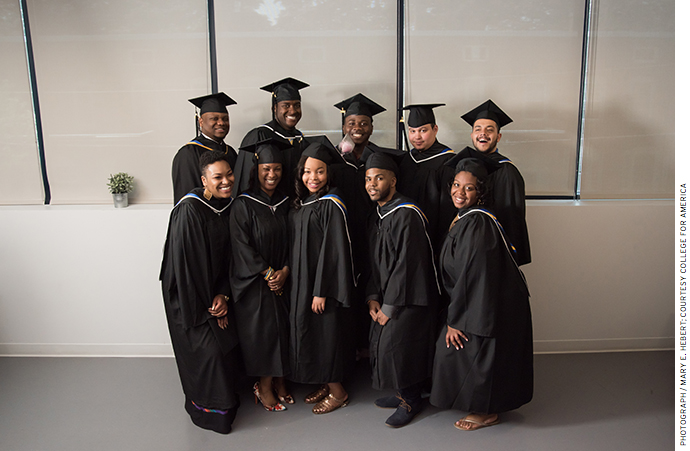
[304,384,329,404]
[453,415,499,431]
[312,393,349,414]
[278,393,295,404]
[253,382,287,412]
[272,380,295,404]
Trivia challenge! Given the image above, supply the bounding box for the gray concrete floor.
[0,351,672,451]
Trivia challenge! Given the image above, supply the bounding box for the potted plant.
[107,172,134,208]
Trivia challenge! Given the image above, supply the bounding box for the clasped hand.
[209,294,229,329]
[367,300,390,326]
[266,266,289,292]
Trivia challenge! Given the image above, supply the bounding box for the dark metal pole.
[574,0,593,200]
[208,0,218,93]
[396,0,404,150]
[19,0,51,204]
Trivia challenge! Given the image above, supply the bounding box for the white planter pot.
[113,193,129,208]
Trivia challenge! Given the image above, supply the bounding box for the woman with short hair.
[160,151,239,434]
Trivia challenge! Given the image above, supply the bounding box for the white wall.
[0,200,673,356]
[523,200,673,353]
[0,204,171,356]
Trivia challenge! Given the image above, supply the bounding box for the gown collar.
[262,119,304,140]
[375,191,425,222]
[176,187,233,214]
[240,187,288,208]
[409,140,453,163]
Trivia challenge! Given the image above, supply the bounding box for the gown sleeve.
[382,208,437,308]
[228,198,269,300]
[445,213,503,337]
[163,202,214,329]
[365,214,382,303]
[311,197,354,306]
[171,145,201,204]
[490,164,531,266]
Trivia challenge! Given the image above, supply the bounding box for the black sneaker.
[384,398,423,428]
[374,395,401,409]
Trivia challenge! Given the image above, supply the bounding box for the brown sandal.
[312,393,349,414]
[454,414,499,431]
[304,384,329,404]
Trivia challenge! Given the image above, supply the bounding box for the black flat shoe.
[374,395,401,409]
[385,399,423,428]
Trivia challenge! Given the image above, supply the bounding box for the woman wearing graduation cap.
[429,148,533,431]
[229,136,293,412]
[288,138,356,414]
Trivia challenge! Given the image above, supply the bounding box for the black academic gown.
[485,150,531,266]
[366,192,439,390]
[159,188,239,434]
[330,143,392,281]
[397,140,456,255]
[429,207,533,414]
[171,135,237,204]
[329,143,391,348]
[232,120,308,198]
[229,188,291,377]
[288,188,355,384]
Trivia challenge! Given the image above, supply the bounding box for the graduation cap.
[334,93,386,123]
[260,77,309,104]
[444,146,501,179]
[364,148,406,176]
[188,92,236,115]
[302,136,342,165]
[402,103,445,128]
[461,99,513,130]
[239,135,292,165]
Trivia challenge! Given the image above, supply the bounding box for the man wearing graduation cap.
[330,94,400,353]
[461,99,531,266]
[364,152,439,428]
[172,92,237,204]
[332,94,394,242]
[397,104,456,254]
[232,77,309,198]
[333,93,388,162]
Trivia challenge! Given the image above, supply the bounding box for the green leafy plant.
[107,172,134,194]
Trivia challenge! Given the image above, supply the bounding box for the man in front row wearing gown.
[330,93,398,354]
[364,152,439,428]
[172,92,237,204]
[160,151,240,434]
